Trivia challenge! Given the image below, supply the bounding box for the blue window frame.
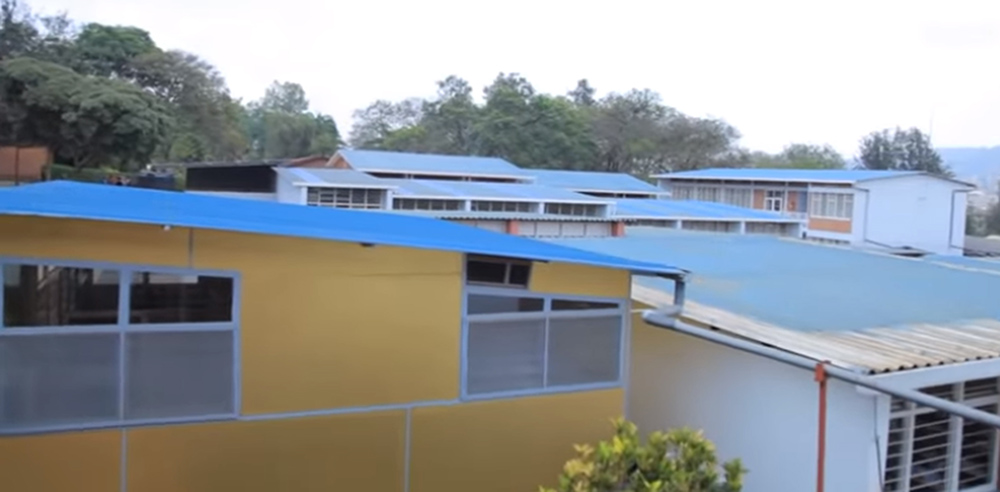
[460,284,627,400]
[0,257,240,435]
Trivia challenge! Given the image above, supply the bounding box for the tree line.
[0,0,339,169]
[0,0,953,180]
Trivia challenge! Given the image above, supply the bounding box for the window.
[884,378,1000,492]
[392,198,463,211]
[466,255,531,288]
[722,188,752,208]
[764,190,784,212]
[306,187,384,209]
[670,185,694,200]
[0,259,238,433]
[544,203,603,217]
[470,201,534,213]
[464,289,624,397]
[694,186,721,202]
[809,192,854,219]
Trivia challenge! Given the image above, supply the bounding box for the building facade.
[0,182,685,492]
[654,169,973,255]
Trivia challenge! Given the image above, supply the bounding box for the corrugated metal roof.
[613,199,801,222]
[651,168,919,183]
[337,150,532,178]
[274,168,393,187]
[384,179,610,202]
[554,229,1000,373]
[0,182,684,276]
[527,169,664,193]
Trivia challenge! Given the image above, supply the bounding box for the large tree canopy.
[858,127,951,177]
[0,0,341,168]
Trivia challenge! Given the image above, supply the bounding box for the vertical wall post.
[815,362,829,492]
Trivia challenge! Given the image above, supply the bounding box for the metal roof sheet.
[527,169,663,193]
[651,168,919,183]
[337,150,532,178]
[274,168,392,187]
[383,179,610,202]
[384,210,614,222]
[553,229,1000,372]
[0,182,683,277]
[613,199,801,222]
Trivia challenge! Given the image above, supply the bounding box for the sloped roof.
[614,199,801,222]
[336,150,532,179]
[552,229,1000,372]
[527,169,663,193]
[0,182,683,277]
[651,168,920,183]
[274,167,393,188]
[384,179,608,202]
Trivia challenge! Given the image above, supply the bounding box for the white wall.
[856,176,968,255]
[275,174,304,205]
[186,191,276,201]
[629,316,889,492]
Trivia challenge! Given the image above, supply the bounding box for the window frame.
[764,189,784,212]
[809,192,854,220]
[884,378,1000,492]
[459,283,628,401]
[465,255,532,289]
[0,256,241,435]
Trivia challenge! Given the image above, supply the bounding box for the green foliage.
[985,202,1000,236]
[244,81,342,159]
[542,418,746,492]
[752,143,845,169]
[858,127,952,177]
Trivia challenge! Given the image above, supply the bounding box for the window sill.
[0,413,238,436]
[461,381,623,402]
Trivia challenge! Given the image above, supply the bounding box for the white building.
[653,169,974,255]
[556,229,1000,492]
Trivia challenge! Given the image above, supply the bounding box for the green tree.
[0,57,172,168]
[569,79,596,107]
[985,202,1000,236]
[541,418,746,492]
[73,23,156,79]
[348,98,424,149]
[752,143,845,169]
[858,127,951,177]
[0,0,38,60]
[246,81,341,159]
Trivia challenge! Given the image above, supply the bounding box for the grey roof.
[527,169,664,194]
[384,179,610,203]
[337,150,533,178]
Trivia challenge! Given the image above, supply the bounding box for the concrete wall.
[0,216,629,492]
[629,311,889,492]
[275,172,303,204]
[857,175,968,255]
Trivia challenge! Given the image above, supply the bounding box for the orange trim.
[814,362,829,492]
[612,222,625,237]
[505,220,519,235]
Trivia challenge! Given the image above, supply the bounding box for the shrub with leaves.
[542,418,746,492]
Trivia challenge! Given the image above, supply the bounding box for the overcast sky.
[26,0,1000,155]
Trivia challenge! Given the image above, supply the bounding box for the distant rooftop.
[527,169,663,194]
[336,149,533,179]
[274,167,393,188]
[614,199,800,222]
[652,168,920,183]
[383,178,608,203]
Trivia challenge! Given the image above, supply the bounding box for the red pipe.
[814,362,829,492]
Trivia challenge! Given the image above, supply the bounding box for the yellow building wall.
[409,389,624,492]
[0,429,122,492]
[0,216,631,492]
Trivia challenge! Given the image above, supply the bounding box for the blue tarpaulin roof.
[0,182,683,276]
[651,168,919,183]
[553,228,1000,332]
[337,150,532,178]
[527,169,663,193]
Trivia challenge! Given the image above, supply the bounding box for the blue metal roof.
[384,179,608,202]
[527,169,663,193]
[923,254,1000,275]
[274,168,392,187]
[0,182,682,276]
[337,150,531,178]
[553,228,1000,332]
[613,199,799,221]
[651,168,918,183]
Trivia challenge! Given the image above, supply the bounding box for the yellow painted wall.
[0,430,121,492]
[409,389,624,492]
[127,411,405,492]
[530,261,630,299]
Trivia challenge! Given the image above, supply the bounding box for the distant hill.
[938,147,1000,185]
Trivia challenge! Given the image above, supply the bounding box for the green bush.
[542,418,746,492]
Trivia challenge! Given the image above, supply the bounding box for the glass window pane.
[959,403,998,489]
[551,299,620,311]
[3,264,120,327]
[467,295,543,315]
[466,260,507,284]
[129,272,233,324]
[125,331,234,420]
[0,333,119,430]
[467,320,544,395]
[546,316,621,387]
[507,263,530,286]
